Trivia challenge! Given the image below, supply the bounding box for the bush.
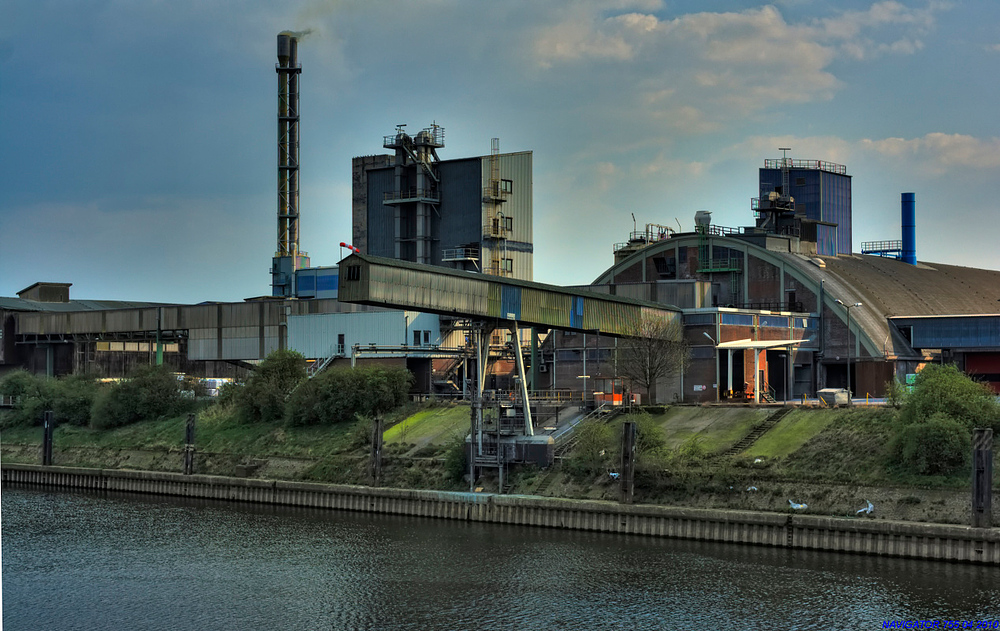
[285,365,412,426]
[568,419,613,477]
[0,370,52,427]
[888,413,971,476]
[443,433,468,481]
[235,350,307,424]
[50,375,99,426]
[90,365,187,429]
[900,364,1000,430]
[884,378,906,409]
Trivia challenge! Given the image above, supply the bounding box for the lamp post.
[703,332,718,402]
[835,299,863,403]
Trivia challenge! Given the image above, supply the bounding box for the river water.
[2,487,999,630]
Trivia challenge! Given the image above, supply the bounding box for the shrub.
[285,365,412,426]
[900,364,1000,430]
[236,350,307,423]
[884,378,906,409]
[568,419,613,477]
[50,375,99,426]
[0,370,52,427]
[443,433,468,481]
[888,413,971,476]
[90,365,187,429]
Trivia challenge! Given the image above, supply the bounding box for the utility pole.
[972,428,993,528]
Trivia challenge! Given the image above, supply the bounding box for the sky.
[2,0,999,304]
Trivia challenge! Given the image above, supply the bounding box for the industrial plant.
[3,32,1000,476]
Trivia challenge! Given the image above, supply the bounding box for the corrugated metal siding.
[105,310,141,331]
[437,159,483,260]
[366,167,396,258]
[287,311,406,358]
[369,266,489,317]
[501,152,533,246]
[220,303,260,327]
[187,337,218,361]
[521,288,571,328]
[487,283,501,318]
[221,337,259,360]
[899,316,1000,348]
[186,305,218,328]
[500,285,521,320]
[615,283,652,302]
[67,311,104,333]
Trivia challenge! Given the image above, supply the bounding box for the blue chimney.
[901,192,916,265]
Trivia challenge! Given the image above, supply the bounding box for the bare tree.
[617,316,689,404]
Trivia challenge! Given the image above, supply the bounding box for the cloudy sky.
[2,0,998,303]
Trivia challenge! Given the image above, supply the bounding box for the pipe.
[901,192,916,266]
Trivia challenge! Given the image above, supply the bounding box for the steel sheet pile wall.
[5,464,999,565]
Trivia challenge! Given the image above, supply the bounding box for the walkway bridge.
[338,253,681,490]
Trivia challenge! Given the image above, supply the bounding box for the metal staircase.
[723,407,792,457]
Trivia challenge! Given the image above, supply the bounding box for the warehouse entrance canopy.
[337,253,681,337]
[715,339,804,349]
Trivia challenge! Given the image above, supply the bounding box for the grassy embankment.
[3,402,996,524]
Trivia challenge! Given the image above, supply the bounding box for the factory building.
[756,158,852,256]
[3,33,998,409]
[353,130,533,281]
[541,159,1000,403]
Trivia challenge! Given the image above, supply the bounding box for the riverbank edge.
[4,463,998,565]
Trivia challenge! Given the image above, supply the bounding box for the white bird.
[747,486,758,492]
[856,500,874,515]
[788,500,808,510]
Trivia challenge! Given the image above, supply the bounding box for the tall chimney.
[276,33,300,261]
[272,32,303,296]
[901,192,916,266]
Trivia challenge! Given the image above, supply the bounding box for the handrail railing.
[763,158,847,175]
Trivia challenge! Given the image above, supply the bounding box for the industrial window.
[684,314,716,325]
[423,330,431,345]
[502,258,513,273]
[337,334,345,355]
[690,347,715,359]
[500,179,513,194]
[503,216,513,231]
[345,265,360,281]
[413,330,420,346]
[759,316,790,328]
[795,177,806,186]
[652,256,676,278]
[721,313,754,326]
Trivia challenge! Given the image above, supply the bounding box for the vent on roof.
[17,282,72,303]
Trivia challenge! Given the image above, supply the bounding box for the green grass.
[745,409,837,459]
[383,403,470,446]
[1,404,365,459]
[657,407,770,453]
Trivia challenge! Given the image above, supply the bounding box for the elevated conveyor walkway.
[337,253,681,336]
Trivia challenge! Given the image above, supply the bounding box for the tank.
[901,192,916,266]
[694,210,712,227]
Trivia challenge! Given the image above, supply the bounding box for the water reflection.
[3,487,998,630]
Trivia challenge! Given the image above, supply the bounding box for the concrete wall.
[4,464,998,565]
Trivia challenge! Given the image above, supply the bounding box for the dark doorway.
[767,352,788,401]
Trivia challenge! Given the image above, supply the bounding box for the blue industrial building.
[757,158,852,255]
